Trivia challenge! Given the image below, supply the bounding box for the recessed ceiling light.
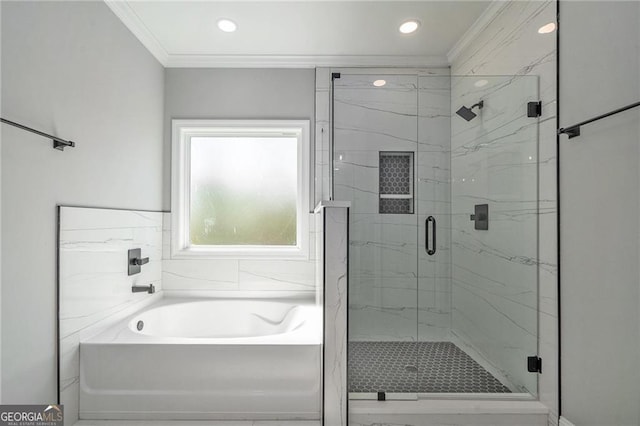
[399,20,420,34]
[474,79,489,88]
[373,79,387,87]
[217,19,237,33]
[538,22,556,34]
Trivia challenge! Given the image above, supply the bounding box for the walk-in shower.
[331,70,540,402]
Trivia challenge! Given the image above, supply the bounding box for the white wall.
[163,68,315,210]
[451,0,558,416]
[1,1,164,403]
[0,0,3,404]
[559,2,640,425]
[163,69,317,296]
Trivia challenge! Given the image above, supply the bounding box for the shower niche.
[332,71,540,401]
[379,151,414,214]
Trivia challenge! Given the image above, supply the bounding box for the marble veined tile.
[239,259,316,291]
[162,259,238,290]
[450,1,556,398]
[160,213,318,295]
[334,76,418,153]
[333,150,380,215]
[333,124,417,153]
[350,305,418,342]
[329,69,454,346]
[59,207,162,339]
[322,206,348,426]
[419,75,452,151]
[59,206,163,426]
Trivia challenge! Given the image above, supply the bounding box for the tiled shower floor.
[348,341,511,394]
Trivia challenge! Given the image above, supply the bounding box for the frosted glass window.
[189,137,298,246]
[171,120,310,259]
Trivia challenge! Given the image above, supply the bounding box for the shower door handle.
[425,216,436,256]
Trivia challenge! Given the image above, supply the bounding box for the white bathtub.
[79,297,322,420]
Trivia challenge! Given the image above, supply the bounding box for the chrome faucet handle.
[127,248,149,276]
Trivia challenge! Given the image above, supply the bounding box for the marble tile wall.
[417,73,453,342]
[334,73,420,342]
[329,69,452,342]
[317,203,349,426]
[161,213,317,297]
[450,74,539,393]
[450,0,557,418]
[58,207,163,426]
[315,68,331,204]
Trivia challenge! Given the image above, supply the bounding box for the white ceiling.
[106,1,492,68]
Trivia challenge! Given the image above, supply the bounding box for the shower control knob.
[131,257,149,266]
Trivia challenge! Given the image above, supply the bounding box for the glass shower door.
[415,73,456,393]
[336,71,540,400]
[442,75,540,396]
[333,73,420,399]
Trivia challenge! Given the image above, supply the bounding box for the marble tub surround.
[161,212,317,297]
[58,206,164,426]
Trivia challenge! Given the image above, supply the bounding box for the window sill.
[170,246,310,261]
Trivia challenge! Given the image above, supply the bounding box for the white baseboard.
[559,416,576,426]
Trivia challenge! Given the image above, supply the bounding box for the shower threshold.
[349,399,549,426]
[349,392,535,401]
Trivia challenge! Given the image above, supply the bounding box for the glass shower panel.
[333,73,419,398]
[336,71,540,400]
[447,75,539,395]
[417,74,452,344]
[414,74,456,393]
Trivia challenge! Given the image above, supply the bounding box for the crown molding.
[165,54,449,69]
[104,0,169,66]
[103,0,448,69]
[446,0,510,65]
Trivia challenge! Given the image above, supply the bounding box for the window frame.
[171,119,310,260]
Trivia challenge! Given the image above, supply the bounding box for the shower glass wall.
[333,71,539,400]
